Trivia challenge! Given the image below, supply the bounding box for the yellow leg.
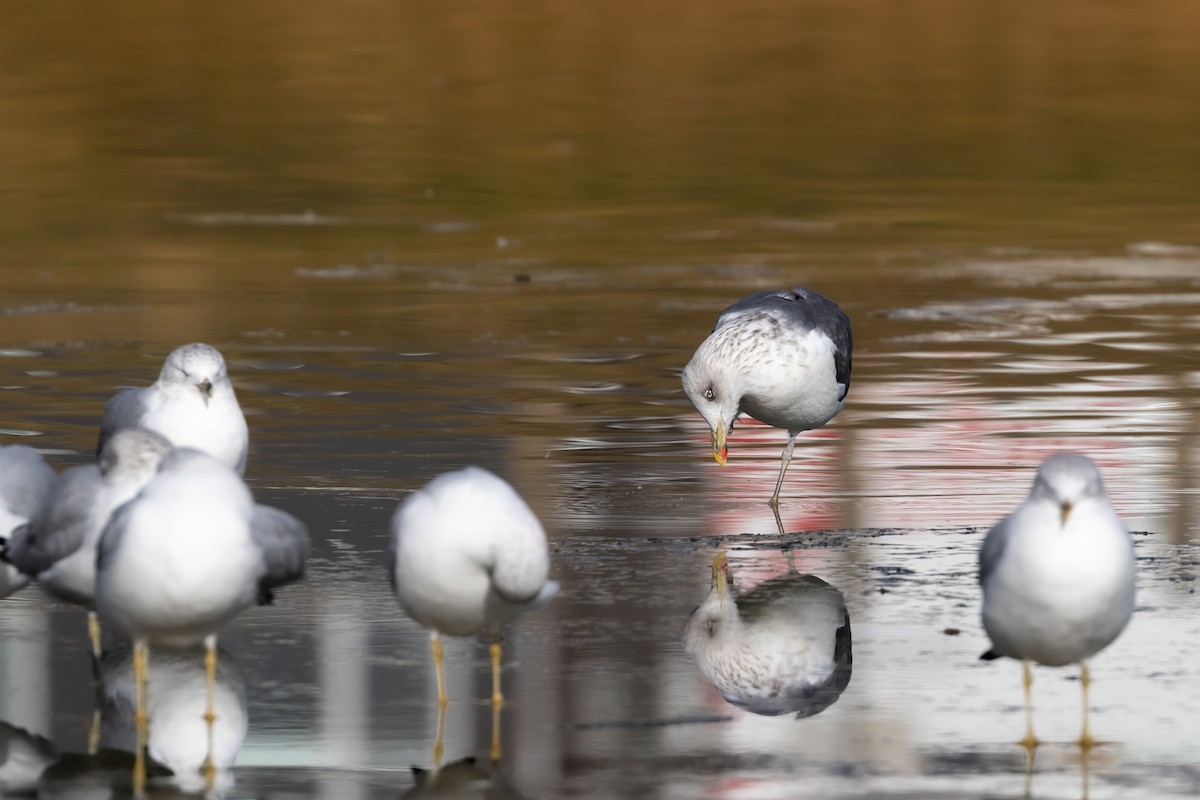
[202,635,218,791]
[1081,734,1092,800]
[1078,662,1096,750]
[87,707,101,755]
[1022,738,1037,799]
[1018,660,1040,751]
[490,638,504,709]
[87,611,102,660]
[490,637,504,764]
[491,699,502,765]
[431,631,448,709]
[133,640,149,796]
[432,698,446,768]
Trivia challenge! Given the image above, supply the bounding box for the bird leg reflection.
[769,433,799,506]
[431,631,448,709]
[87,611,102,661]
[87,709,101,755]
[1019,660,1039,750]
[432,696,446,768]
[202,634,218,791]
[1022,739,1036,800]
[1078,662,1096,750]
[133,639,149,796]
[489,637,503,764]
[1081,737,1092,800]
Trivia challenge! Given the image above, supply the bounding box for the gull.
[389,467,558,764]
[95,448,306,791]
[98,343,249,475]
[5,430,173,656]
[684,552,852,719]
[682,287,852,505]
[980,453,1136,749]
[0,445,56,598]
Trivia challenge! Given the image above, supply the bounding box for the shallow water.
[2,2,1200,798]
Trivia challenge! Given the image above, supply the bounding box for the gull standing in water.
[5,430,173,656]
[980,453,1135,749]
[98,343,249,475]
[95,449,306,791]
[682,287,852,505]
[0,445,56,597]
[389,467,558,764]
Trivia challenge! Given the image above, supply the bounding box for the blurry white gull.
[980,453,1135,749]
[389,466,557,764]
[682,287,852,505]
[98,343,249,475]
[5,430,172,655]
[0,444,57,598]
[95,448,306,791]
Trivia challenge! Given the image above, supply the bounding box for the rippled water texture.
[2,1,1199,798]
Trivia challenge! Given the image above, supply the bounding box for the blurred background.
[1,1,1198,797]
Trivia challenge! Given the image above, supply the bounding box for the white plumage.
[0,445,56,598]
[94,447,306,791]
[98,343,249,475]
[682,287,852,505]
[980,453,1135,748]
[389,466,557,764]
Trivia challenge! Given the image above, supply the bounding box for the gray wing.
[95,498,136,575]
[96,388,149,458]
[979,516,1013,585]
[251,505,307,603]
[5,466,101,577]
[0,445,56,517]
[717,287,853,397]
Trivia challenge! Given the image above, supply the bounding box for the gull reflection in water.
[93,642,248,794]
[402,757,530,800]
[684,551,852,718]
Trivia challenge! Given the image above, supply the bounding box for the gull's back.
[715,287,852,395]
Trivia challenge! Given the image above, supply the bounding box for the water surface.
[1,2,1199,798]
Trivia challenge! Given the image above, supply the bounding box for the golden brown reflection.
[3,0,1200,279]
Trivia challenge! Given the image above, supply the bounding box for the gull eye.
[703,386,715,401]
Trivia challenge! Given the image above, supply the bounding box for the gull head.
[99,429,174,483]
[684,551,738,648]
[682,344,743,466]
[159,343,230,406]
[1030,453,1108,526]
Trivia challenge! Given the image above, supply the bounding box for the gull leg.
[133,639,149,796]
[769,433,798,507]
[431,631,447,709]
[432,695,446,769]
[1018,660,1039,751]
[1081,733,1092,800]
[431,632,448,766]
[489,637,504,764]
[87,611,103,661]
[87,708,101,755]
[202,634,218,791]
[772,503,787,539]
[1078,662,1096,750]
[1022,739,1037,799]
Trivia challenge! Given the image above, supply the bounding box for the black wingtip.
[980,649,1003,661]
